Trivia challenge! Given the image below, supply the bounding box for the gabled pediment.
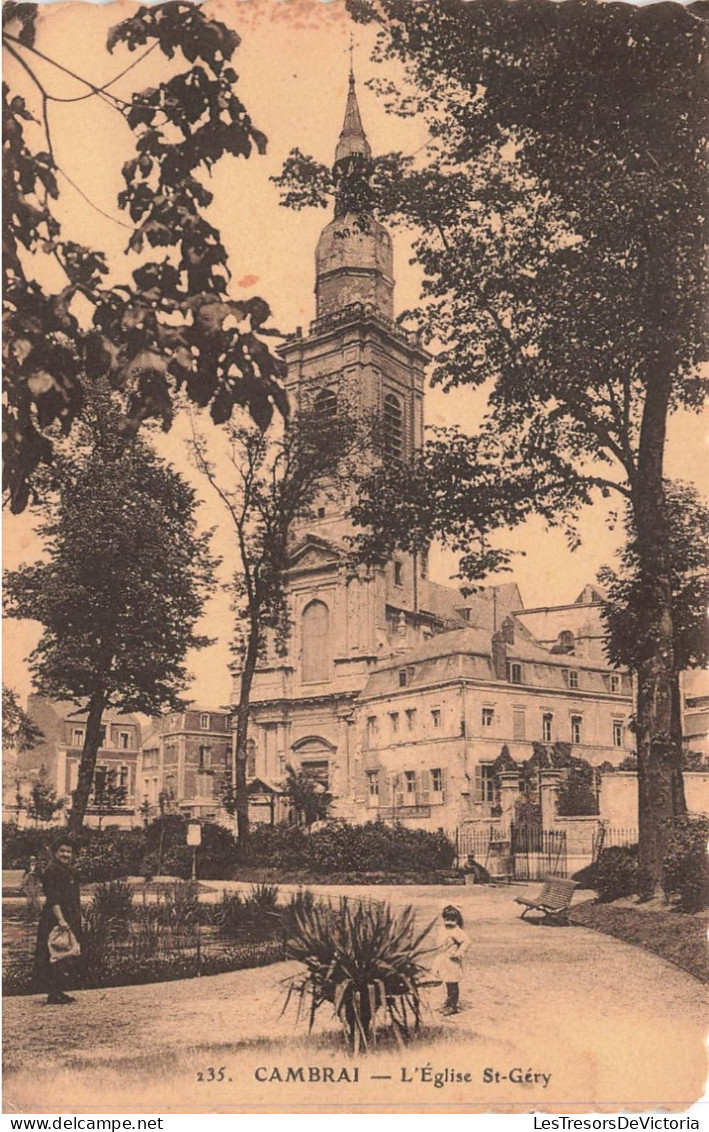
[288,534,343,572]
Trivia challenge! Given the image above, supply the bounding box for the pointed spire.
[335,60,372,165]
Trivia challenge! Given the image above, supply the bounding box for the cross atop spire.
[334,54,372,165]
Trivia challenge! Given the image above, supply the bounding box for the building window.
[513,709,526,740]
[314,387,337,417]
[383,393,403,460]
[246,739,256,778]
[431,767,444,796]
[93,765,107,797]
[394,561,403,587]
[404,770,416,799]
[198,745,211,770]
[367,773,379,806]
[431,709,441,730]
[119,765,129,789]
[571,715,583,745]
[565,669,579,689]
[118,731,131,751]
[610,674,621,694]
[302,599,331,683]
[72,728,85,748]
[612,720,624,748]
[508,662,523,685]
[474,763,496,804]
[482,707,494,728]
[542,713,553,743]
[98,726,107,747]
[389,712,400,736]
[366,716,378,743]
[420,549,429,579]
[200,713,211,730]
[398,669,407,687]
[317,506,326,519]
[405,708,417,731]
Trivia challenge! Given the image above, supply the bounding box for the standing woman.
[35,837,82,1005]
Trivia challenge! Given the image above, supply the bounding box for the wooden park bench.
[514,876,578,924]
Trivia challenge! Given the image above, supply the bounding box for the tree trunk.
[233,623,260,844]
[67,689,107,833]
[632,372,686,886]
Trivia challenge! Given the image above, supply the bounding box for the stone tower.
[247,71,430,815]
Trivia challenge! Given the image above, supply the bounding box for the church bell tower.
[248,68,429,816]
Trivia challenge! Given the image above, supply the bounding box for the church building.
[241,71,636,837]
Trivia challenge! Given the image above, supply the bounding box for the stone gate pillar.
[540,769,563,830]
[498,770,520,835]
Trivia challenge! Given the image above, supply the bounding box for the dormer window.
[508,662,523,685]
[200,713,211,730]
[398,669,407,687]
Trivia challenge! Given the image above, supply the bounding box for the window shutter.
[440,767,447,804]
[421,769,431,806]
[474,764,482,803]
[393,773,404,809]
[378,773,390,807]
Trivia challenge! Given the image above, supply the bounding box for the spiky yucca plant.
[283,897,435,1053]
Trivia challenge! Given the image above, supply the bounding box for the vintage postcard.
[2,0,707,1117]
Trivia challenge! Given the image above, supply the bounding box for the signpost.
[187,821,202,975]
[187,821,201,883]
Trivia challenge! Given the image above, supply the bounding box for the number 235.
[197,1066,228,1082]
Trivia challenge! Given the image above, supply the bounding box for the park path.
[3,882,706,1114]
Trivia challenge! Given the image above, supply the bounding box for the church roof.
[420,580,524,629]
[335,71,372,164]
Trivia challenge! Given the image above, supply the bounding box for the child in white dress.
[437,904,470,1015]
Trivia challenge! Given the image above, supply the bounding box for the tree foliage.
[2,684,43,752]
[282,763,333,828]
[598,481,709,673]
[4,385,217,829]
[3,1,286,513]
[17,764,64,825]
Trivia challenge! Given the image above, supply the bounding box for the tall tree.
[4,387,216,831]
[3,1,286,514]
[276,0,708,884]
[191,403,364,842]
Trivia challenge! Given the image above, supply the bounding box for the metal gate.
[510,822,567,880]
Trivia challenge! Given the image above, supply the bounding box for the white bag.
[48,925,81,963]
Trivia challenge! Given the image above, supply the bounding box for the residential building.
[10,696,141,828]
[140,707,232,822]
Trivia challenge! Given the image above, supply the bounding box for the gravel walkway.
[3,882,706,1114]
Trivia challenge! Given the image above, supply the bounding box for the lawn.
[569,898,708,983]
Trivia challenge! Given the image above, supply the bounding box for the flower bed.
[3,881,289,996]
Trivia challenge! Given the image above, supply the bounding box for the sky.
[4,0,707,712]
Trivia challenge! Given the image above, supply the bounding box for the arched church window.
[383,393,403,460]
[302,600,331,683]
[315,388,338,418]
